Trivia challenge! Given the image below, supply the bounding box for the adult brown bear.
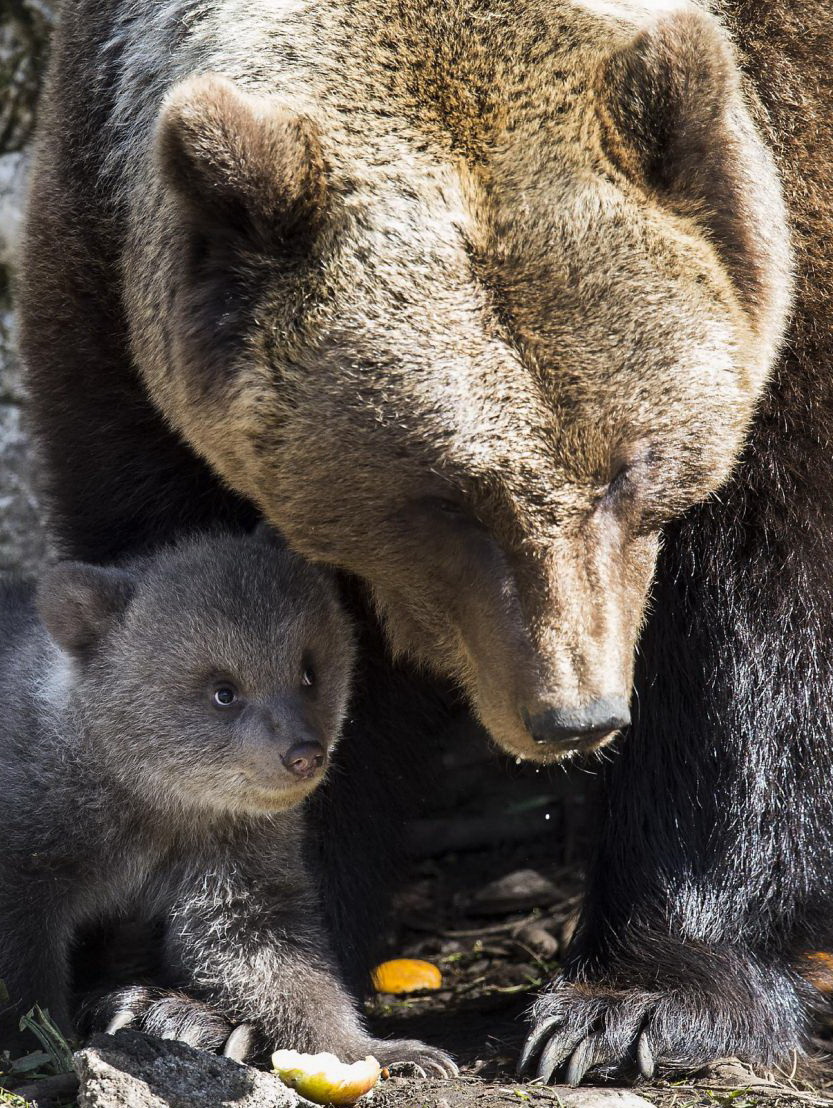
[18,0,832,1083]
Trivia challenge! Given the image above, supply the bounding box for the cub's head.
[37,530,355,814]
[145,0,791,762]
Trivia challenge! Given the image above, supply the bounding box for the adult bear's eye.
[301,665,315,688]
[599,444,654,512]
[213,684,239,707]
[420,495,478,524]
[607,463,633,498]
[435,498,465,516]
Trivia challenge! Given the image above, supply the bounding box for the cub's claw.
[636,1030,655,1080]
[372,1039,458,1078]
[89,985,234,1052]
[518,1014,562,1075]
[222,1022,256,1062]
[104,1008,135,1035]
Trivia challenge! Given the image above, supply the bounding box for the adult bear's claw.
[521,964,813,1085]
[564,1034,605,1086]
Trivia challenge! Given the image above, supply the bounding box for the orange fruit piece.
[804,951,833,992]
[371,958,443,995]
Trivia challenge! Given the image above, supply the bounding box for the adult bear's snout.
[523,697,631,749]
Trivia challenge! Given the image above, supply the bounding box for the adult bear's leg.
[523,1,833,1082]
[522,467,833,1082]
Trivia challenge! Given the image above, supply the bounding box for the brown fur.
[19,0,833,1079]
[20,0,790,761]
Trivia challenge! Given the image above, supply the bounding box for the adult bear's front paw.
[519,954,814,1085]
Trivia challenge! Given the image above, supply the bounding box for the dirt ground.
[362,843,833,1108]
[357,728,833,1108]
[4,724,833,1107]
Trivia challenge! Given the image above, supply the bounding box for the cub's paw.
[86,985,252,1059]
[520,963,812,1085]
[361,1037,458,1078]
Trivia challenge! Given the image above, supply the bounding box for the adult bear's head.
[141,0,791,762]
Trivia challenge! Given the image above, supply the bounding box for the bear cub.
[0,529,454,1074]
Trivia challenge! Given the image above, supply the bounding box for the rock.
[468,868,559,915]
[0,0,54,156]
[559,907,580,950]
[0,0,51,578]
[554,1092,658,1108]
[0,392,47,574]
[514,921,559,958]
[0,151,28,273]
[74,1031,314,1108]
[0,308,47,576]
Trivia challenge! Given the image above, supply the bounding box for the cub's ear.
[156,73,327,246]
[37,564,135,658]
[597,9,790,318]
[251,520,289,550]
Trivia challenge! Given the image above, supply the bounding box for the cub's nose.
[281,741,326,779]
[524,697,631,749]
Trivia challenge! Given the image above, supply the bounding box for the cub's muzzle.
[280,740,326,779]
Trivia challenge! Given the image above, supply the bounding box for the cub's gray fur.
[0,530,454,1073]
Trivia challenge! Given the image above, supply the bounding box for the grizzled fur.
[20,0,790,759]
[17,0,833,1083]
[0,532,454,1074]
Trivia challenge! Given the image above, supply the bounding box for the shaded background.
[0,0,52,576]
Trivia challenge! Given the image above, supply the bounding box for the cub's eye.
[213,684,239,708]
[301,666,315,688]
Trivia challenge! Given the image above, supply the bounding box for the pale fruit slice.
[371,957,442,995]
[271,1050,381,1105]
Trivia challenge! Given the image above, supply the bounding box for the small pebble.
[516,923,559,959]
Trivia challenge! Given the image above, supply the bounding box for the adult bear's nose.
[524,697,631,748]
[281,741,327,778]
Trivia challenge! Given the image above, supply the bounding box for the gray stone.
[75,1031,316,1108]
[0,0,54,156]
[554,1091,657,1108]
[0,0,50,578]
[0,397,46,574]
[0,150,28,273]
[469,868,559,915]
[0,308,46,576]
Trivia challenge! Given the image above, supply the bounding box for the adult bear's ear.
[597,9,790,322]
[156,74,327,248]
[37,564,135,659]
